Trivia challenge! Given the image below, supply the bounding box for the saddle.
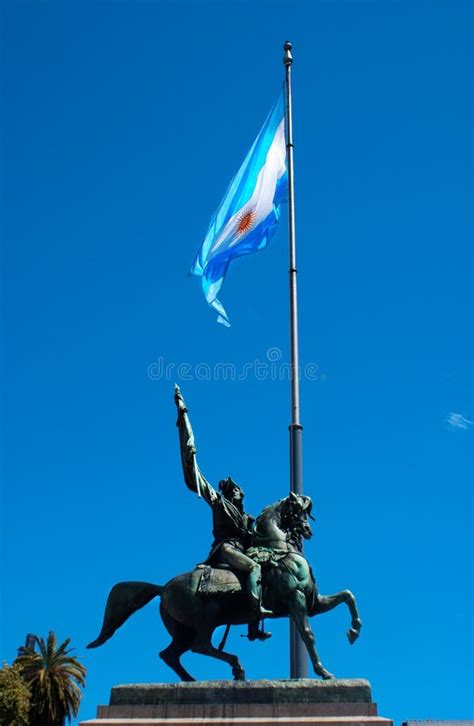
[196,565,243,596]
[195,545,290,597]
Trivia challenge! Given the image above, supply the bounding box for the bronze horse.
[88,493,361,681]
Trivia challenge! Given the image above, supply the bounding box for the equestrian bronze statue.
[87,387,362,680]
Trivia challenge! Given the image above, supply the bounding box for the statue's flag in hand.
[191,90,288,326]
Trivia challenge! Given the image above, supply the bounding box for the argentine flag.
[191,90,288,326]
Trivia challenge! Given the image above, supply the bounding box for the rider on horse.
[175,386,272,641]
[87,387,362,680]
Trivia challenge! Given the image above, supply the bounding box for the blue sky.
[1,2,472,724]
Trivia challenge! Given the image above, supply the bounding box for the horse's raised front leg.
[289,591,334,680]
[315,590,362,644]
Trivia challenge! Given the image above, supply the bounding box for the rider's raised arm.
[174,385,218,507]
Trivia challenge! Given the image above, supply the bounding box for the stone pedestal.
[80,678,393,726]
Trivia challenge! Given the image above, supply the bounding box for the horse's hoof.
[314,663,334,680]
[347,628,360,645]
[321,670,335,680]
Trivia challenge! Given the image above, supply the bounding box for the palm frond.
[15,631,87,725]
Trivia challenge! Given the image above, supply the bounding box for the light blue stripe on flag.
[191,89,288,326]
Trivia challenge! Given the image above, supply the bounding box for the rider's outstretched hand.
[174,384,187,413]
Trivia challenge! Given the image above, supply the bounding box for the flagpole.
[283,40,308,679]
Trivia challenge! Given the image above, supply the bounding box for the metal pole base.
[289,423,308,678]
[290,620,308,678]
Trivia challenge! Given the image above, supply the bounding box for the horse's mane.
[254,498,287,543]
[255,498,285,524]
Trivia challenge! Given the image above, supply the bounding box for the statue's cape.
[211,496,253,541]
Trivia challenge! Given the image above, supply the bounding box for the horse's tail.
[87,581,164,649]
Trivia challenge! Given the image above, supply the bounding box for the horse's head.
[281,492,315,546]
[254,493,315,550]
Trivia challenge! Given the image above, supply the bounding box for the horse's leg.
[315,590,362,644]
[289,591,334,680]
[192,637,245,681]
[159,604,195,682]
[191,621,245,681]
[159,638,195,682]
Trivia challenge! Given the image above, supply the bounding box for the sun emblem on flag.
[236,208,256,236]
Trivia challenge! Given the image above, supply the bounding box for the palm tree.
[15,631,86,726]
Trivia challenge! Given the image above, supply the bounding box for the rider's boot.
[247,619,272,641]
